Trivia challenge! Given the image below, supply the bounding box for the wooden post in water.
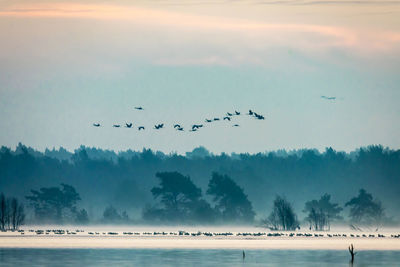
[348,244,357,264]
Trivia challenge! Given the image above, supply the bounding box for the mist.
[1,143,399,227]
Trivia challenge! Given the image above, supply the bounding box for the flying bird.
[154,124,164,129]
[138,126,145,131]
[113,124,121,128]
[192,124,203,131]
[233,124,239,127]
[174,124,181,129]
[227,112,233,116]
[134,107,144,110]
[125,123,133,128]
[235,111,240,115]
[248,110,254,115]
[213,118,220,121]
[177,127,184,131]
[223,117,231,121]
[205,119,212,123]
[321,96,336,100]
[254,113,265,120]
[93,123,100,127]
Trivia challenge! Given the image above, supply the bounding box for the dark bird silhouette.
[233,124,239,127]
[190,128,198,132]
[138,126,145,130]
[93,123,100,127]
[321,96,336,100]
[125,123,133,128]
[192,124,203,131]
[235,111,240,115]
[255,114,265,120]
[134,106,144,110]
[174,124,181,129]
[177,127,184,131]
[154,124,164,129]
[227,112,233,116]
[213,118,220,121]
[248,110,254,115]
[223,116,231,121]
[205,119,212,123]
[113,124,121,128]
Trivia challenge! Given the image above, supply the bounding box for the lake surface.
[0,248,400,266]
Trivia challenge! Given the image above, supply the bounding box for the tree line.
[0,143,398,227]
[1,171,388,230]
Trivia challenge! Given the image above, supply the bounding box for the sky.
[0,0,399,154]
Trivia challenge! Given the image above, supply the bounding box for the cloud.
[251,0,400,5]
[0,2,399,67]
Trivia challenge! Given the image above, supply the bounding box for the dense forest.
[0,143,399,226]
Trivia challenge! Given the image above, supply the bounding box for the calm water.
[0,249,399,266]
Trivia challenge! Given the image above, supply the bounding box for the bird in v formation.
[94,108,265,132]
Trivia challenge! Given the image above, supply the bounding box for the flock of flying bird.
[92,96,335,131]
[92,107,265,132]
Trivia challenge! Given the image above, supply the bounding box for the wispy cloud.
[251,0,400,5]
[0,2,399,66]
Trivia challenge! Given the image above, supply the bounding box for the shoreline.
[1,234,399,250]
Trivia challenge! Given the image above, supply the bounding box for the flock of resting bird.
[92,107,265,132]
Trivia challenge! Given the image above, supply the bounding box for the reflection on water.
[0,248,399,266]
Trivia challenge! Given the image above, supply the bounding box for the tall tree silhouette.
[345,189,385,228]
[304,194,342,230]
[26,184,81,223]
[144,171,215,223]
[207,172,255,223]
[263,195,299,230]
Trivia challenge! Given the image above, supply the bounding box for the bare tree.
[303,194,343,231]
[0,193,7,231]
[10,198,25,230]
[0,194,25,231]
[263,196,299,231]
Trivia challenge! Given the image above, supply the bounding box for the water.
[0,249,399,266]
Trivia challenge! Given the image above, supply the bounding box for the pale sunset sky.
[0,0,399,153]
